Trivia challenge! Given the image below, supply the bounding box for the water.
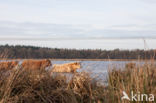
[0,60,149,82]
[51,60,145,72]
[51,60,145,82]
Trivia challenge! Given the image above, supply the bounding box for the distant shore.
[0,58,155,61]
[50,59,154,61]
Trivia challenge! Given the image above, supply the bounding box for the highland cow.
[22,59,52,70]
[51,62,81,73]
[0,61,19,70]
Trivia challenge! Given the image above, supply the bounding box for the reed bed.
[0,61,155,103]
[0,67,106,103]
[108,62,156,103]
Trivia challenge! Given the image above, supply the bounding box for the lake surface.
[51,60,147,82]
[0,60,152,82]
[52,60,134,73]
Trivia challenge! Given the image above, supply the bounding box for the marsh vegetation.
[0,60,155,103]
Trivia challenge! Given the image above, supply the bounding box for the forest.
[0,44,155,59]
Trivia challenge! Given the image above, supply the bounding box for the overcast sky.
[0,0,156,39]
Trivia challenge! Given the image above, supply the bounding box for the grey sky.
[0,0,156,38]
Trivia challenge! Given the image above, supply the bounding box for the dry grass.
[0,67,106,103]
[0,61,156,103]
[108,62,156,103]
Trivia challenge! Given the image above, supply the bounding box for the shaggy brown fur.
[22,59,52,70]
[0,61,19,70]
[51,62,81,73]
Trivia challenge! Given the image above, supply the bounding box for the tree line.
[0,44,155,59]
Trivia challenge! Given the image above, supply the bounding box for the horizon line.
[0,37,156,41]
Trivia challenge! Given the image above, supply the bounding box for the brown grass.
[108,62,156,103]
[0,67,106,103]
[0,61,156,103]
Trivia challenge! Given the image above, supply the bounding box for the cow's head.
[72,62,81,69]
[43,59,52,67]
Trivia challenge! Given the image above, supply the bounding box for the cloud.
[0,21,92,38]
[139,0,156,4]
[0,21,156,39]
[110,24,156,31]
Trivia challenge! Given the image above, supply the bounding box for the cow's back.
[51,63,76,73]
[22,59,51,70]
[22,60,42,70]
[0,61,19,70]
